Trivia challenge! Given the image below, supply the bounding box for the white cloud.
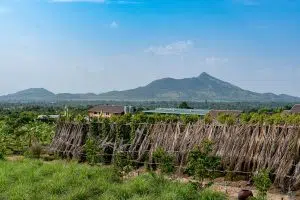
[110,21,119,29]
[145,40,194,56]
[205,57,229,65]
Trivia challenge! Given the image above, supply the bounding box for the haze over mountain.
[0,73,299,102]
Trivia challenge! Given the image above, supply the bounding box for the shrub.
[113,151,132,179]
[85,138,102,165]
[186,140,221,188]
[253,169,272,200]
[153,147,175,174]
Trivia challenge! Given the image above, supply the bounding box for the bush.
[153,148,175,174]
[85,138,102,165]
[253,169,272,200]
[186,140,221,187]
[113,151,132,179]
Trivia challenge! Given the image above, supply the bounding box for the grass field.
[0,159,227,200]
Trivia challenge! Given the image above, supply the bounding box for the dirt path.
[210,184,292,200]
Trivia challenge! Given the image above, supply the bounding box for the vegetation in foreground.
[0,159,227,200]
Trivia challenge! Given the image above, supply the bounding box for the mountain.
[0,73,299,102]
[97,72,300,102]
[0,88,56,102]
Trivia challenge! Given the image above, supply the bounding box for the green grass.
[0,159,227,200]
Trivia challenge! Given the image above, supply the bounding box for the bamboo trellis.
[50,122,300,190]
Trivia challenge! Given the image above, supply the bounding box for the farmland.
[1,103,300,199]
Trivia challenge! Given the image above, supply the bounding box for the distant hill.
[97,72,300,102]
[0,73,299,102]
[0,88,56,102]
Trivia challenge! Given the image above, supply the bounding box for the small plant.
[186,140,220,188]
[253,169,272,200]
[113,151,132,179]
[85,138,101,165]
[153,147,175,174]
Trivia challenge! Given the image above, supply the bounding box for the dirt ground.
[173,176,299,200]
[210,182,294,200]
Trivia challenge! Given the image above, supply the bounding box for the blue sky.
[0,0,300,96]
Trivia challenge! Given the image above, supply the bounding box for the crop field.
[0,159,226,200]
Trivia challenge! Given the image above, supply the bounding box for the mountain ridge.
[1,72,299,102]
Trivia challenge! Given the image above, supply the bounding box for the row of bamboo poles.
[50,122,300,190]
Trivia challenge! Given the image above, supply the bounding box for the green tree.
[178,102,192,109]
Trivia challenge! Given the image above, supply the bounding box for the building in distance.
[88,105,134,118]
[283,104,300,114]
[143,108,210,116]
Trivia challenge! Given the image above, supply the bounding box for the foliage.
[153,147,175,174]
[113,151,133,179]
[186,140,221,187]
[178,101,192,109]
[84,138,102,165]
[0,119,55,155]
[240,112,300,125]
[204,114,213,124]
[181,114,200,124]
[253,169,272,200]
[217,113,237,125]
